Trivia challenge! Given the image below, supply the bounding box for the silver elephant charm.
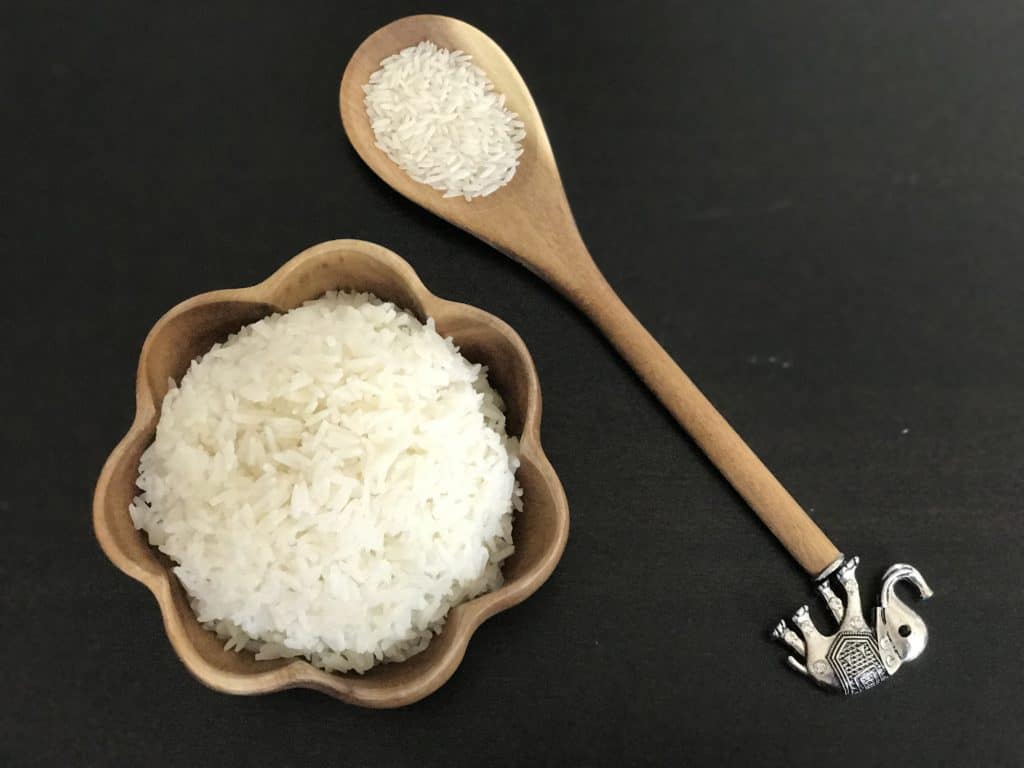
[773,557,933,694]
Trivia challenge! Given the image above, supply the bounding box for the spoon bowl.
[340,14,591,294]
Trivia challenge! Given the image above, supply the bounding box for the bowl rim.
[92,238,569,707]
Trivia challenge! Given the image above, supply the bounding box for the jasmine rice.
[130,291,520,673]
[363,40,526,200]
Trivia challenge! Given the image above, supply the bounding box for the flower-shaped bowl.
[93,239,569,707]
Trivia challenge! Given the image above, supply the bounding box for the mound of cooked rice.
[130,291,520,673]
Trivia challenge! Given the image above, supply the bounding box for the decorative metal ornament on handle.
[339,14,935,696]
[774,557,933,694]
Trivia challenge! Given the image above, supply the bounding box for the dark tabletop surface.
[4,1,1024,765]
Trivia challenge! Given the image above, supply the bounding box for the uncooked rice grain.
[363,40,526,200]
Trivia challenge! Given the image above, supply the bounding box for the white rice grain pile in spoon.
[130,291,520,673]
[363,40,526,200]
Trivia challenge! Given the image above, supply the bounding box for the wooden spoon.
[340,14,841,577]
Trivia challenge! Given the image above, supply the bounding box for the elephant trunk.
[878,563,933,663]
[880,563,934,606]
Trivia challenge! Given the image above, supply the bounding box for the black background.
[4,1,1024,765]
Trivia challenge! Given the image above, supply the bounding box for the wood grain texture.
[92,239,569,707]
[339,15,840,575]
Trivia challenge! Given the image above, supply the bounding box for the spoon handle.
[563,258,841,576]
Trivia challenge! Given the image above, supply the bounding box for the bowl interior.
[96,241,566,702]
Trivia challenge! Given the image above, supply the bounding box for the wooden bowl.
[93,239,569,708]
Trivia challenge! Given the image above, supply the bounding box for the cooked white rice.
[130,291,520,673]
[363,40,526,200]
